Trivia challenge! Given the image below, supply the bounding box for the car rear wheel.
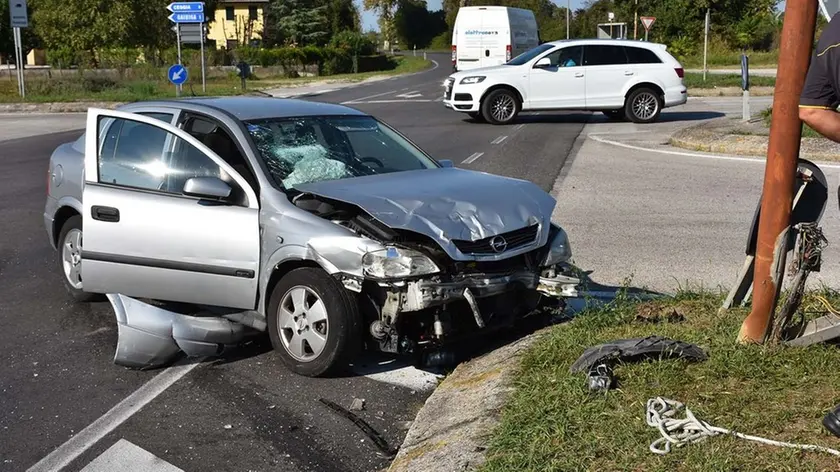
[57,215,105,303]
[481,89,520,125]
[625,87,663,124]
[267,267,362,377]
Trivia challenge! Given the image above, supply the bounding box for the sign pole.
[737,0,818,344]
[200,22,206,92]
[15,27,24,98]
[176,24,182,97]
[13,27,20,96]
[703,9,710,81]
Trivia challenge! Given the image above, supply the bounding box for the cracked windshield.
[245,116,438,189]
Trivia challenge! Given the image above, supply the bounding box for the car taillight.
[506,45,511,62]
[675,67,684,78]
[451,45,456,65]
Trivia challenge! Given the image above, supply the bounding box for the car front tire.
[57,215,105,303]
[481,88,520,125]
[267,267,362,377]
[625,87,663,124]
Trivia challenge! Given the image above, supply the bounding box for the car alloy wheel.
[56,215,104,303]
[491,94,516,122]
[276,285,329,362]
[267,267,362,377]
[481,89,520,125]
[62,228,83,290]
[626,87,663,123]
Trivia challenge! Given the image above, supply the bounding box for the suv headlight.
[460,76,486,85]
[542,226,573,267]
[362,246,440,279]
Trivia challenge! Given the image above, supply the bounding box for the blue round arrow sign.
[168,64,188,85]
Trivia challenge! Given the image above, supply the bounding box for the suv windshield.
[245,115,439,189]
[506,43,555,66]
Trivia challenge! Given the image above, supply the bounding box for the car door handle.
[575,72,584,78]
[625,71,635,76]
[91,205,120,222]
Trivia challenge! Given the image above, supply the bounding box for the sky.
[355,0,589,32]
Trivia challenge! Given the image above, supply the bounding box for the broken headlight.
[542,225,572,267]
[362,246,440,279]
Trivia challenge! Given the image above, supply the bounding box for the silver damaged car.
[43,97,579,377]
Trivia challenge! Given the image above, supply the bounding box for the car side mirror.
[439,159,454,168]
[535,57,552,68]
[183,176,231,200]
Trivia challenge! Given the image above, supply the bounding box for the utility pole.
[634,0,638,40]
[567,0,570,39]
[737,0,819,344]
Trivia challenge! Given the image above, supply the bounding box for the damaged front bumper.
[391,269,580,313]
[108,294,262,369]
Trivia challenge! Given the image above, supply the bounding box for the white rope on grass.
[645,397,840,456]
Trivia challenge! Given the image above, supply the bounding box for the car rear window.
[624,46,662,64]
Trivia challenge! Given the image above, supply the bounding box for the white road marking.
[80,439,183,472]
[462,152,484,164]
[341,89,400,104]
[353,356,443,393]
[351,99,433,104]
[396,91,423,99]
[491,135,508,145]
[587,133,840,169]
[515,124,525,130]
[26,360,202,472]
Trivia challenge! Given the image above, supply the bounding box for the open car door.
[80,108,260,310]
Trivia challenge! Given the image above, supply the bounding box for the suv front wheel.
[625,87,663,124]
[481,88,520,125]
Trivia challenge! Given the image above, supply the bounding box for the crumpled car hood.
[294,167,557,260]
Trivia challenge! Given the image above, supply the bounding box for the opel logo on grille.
[489,236,508,253]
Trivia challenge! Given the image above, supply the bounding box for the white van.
[451,6,539,72]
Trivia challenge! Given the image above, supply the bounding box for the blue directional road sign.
[169,11,204,23]
[168,64,188,85]
[167,2,204,13]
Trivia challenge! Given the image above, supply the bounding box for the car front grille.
[453,224,540,255]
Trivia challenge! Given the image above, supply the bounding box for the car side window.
[583,45,628,66]
[97,117,245,204]
[624,46,662,64]
[541,45,583,68]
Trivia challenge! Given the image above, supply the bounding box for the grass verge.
[684,72,776,89]
[479,288,840,472]
[0,55,432,104]
[761,106,824,139]
[681,50,779,69]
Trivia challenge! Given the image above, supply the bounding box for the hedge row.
[44,44,391,77]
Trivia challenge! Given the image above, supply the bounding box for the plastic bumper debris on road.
[108,293,262,369]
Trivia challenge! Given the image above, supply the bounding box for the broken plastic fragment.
[570,336,707,374]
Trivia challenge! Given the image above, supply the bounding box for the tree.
[326,0,362,36]
[265,0,330,46]
[362,0,397,49]
[394,0,447,49]
[30,0,136,64]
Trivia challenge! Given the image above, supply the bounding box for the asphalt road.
[0,53,588,472]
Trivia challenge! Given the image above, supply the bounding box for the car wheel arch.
[480,84,523,106]
[624,81,665,101]
[53,205,82,247]
[262,258,330,316]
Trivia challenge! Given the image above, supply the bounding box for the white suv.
[442,39,687,125]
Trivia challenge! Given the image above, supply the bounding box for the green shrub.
[429,32,450,50]
[46,47,78,69]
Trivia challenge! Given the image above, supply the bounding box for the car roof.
[120,96,369,121]
[542,38,666,49]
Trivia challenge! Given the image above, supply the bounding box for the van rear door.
[479,9,509,68]
[454,10,483,71]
